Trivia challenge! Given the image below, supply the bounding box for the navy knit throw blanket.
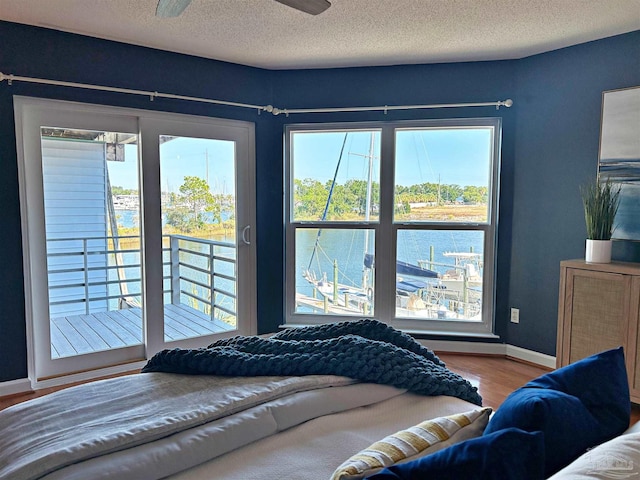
[142,319,482,405]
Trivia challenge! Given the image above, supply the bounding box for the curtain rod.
[0,72,513,116]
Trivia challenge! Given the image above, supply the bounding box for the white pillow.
[624,421,640,435]
[331,407,492,480]
[548,432,640,479]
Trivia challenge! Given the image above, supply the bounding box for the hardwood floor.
[439,353,549,409]
[439,353,640,427]
[2,353,639,426]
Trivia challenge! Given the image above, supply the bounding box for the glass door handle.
[241,225,251,245]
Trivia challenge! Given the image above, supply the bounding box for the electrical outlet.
[510,308,520,324]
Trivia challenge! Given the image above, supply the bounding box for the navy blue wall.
[507,31,640,354]
[270,61,518,345]
[0,20,638,381]
[0,21,275,381]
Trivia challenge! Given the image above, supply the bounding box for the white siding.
[42,139,109,316]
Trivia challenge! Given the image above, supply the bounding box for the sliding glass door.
[139,116,255,354]
[16,98,256,380]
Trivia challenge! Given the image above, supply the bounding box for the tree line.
[162,176,232,232]
[294,178,488,220]
[115,175,487,230]
[113,176,235,233]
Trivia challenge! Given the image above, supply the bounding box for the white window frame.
[284,119,501,337]
[15,96,257,383]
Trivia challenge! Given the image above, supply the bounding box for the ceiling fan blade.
[156,0,192,17]
[274,0,331,15]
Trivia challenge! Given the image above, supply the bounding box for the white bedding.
[0,373,410,480]
[170,393,480,480]
[0,372,481,480]
[1,318,486,480]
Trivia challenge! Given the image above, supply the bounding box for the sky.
[107,126,494,193]
[108,136,235,194]
[291,127,493,188]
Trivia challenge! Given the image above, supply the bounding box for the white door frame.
[14,96,256,384]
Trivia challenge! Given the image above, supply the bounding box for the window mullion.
[138,119,165,355]
[375,126,397,322]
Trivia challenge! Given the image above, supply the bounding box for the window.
[285,119,501,336]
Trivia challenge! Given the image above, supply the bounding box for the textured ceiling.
[0,0,639,69]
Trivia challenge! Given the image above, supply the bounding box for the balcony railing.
[46,234,237,325]
[168,234,237,324]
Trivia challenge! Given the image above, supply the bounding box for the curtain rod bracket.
[0,72,14,85]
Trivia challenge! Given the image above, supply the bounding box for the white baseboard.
[420,339,506,356]
[420,339,556,369]
[31,360,147,390]
[0,378,32,398]
[505,345,556,369]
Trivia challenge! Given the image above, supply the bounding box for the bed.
[0,320,485,480]
[0,320,635,480]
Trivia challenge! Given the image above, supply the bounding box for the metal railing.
[168,235,236,323]
[46,234,237,322]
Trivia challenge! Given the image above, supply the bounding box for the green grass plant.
[580,179,621,240]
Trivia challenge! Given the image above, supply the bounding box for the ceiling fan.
[156,0,331,17]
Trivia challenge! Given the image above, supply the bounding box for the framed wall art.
[598,86,640,241]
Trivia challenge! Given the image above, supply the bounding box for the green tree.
[210,194,226,225]
[462,185,488,204]
[111,185,137,196]
[164,206,192,232]
[441,184,463,203]
[294,178,330,219]
[180,176,213,221]
[165,176,217,232]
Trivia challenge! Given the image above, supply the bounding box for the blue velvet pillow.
[484,347,630,476]
[364,428,545,480]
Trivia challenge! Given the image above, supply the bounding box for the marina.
[294,131,485,321]
[299,247,484,320]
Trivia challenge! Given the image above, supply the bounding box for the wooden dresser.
[557,259,640,403]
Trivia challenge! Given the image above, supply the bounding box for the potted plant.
[580,178,621,263]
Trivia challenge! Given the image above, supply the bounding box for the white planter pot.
[585,239,612,263]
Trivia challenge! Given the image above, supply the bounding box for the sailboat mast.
[364,133,374,224]
[362,133,375,290]
[307,133,349,270]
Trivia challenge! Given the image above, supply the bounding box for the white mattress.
[170,392,479,480]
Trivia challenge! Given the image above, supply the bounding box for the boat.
[420,252,483,301]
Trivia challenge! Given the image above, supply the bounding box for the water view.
[289,126,495,322]
[296,228,484,320]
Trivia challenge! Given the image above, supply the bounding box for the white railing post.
[83,238,89,315]
[209,243,215,322]
[170,236,181,306]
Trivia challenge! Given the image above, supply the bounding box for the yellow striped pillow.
[331,408,492,480]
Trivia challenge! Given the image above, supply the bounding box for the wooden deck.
[50,304,233,359]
